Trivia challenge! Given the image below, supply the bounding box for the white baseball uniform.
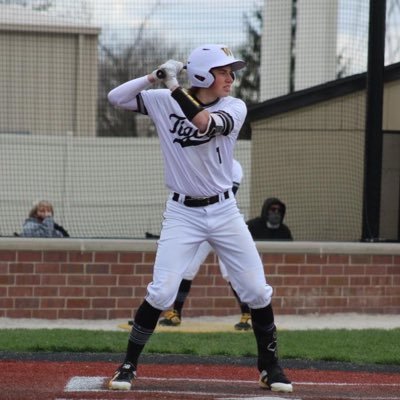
[108,79,273,310]
[183,159,243,281]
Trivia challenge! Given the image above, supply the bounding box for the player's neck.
[195,89,219,105]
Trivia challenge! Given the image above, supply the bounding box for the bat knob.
[156,69,166,79]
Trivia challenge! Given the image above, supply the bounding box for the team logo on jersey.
[221,47,233,57]
[169,114,214,147]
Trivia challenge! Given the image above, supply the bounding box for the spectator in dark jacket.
[20,200,69,238]
[247,197,293,240]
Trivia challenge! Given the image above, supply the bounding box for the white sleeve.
[107,76,152,110]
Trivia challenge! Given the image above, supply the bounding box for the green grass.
[1,328,399,366]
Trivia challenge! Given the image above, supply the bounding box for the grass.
[1,328,400,366]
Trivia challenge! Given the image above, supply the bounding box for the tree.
[97,0,180,137]
[235,7,262,105]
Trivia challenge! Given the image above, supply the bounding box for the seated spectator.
[20,200,69,238]
[246,197,293,240]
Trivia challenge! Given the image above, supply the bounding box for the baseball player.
[107,44,293,393]
[159,159,252,330]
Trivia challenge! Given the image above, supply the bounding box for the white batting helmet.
[186,44,246,88]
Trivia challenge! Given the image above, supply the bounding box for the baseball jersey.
[137,89,247,197]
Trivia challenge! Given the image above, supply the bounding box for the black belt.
[172,191,229,207]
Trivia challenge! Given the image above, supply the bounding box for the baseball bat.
[156,69,166,79]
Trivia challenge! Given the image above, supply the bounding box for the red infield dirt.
[0,359,399,400]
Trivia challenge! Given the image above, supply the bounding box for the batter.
[107,44,293,393]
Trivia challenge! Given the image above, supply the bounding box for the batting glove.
[157,60,184,90]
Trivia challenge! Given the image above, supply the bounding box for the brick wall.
[0,239,399,319]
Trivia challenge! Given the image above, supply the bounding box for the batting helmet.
[186,44,246,88]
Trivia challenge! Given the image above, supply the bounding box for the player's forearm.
[108,76,153,110]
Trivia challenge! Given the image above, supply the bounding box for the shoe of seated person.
[108,361,136,390]
[159,309,181,326]
[234,313,252,331]
[259,363,293,392]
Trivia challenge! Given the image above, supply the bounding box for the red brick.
[350,276,371,286]
[68,251,93,263]
[262,254,284,263]
[32,310,58,319]
[8,287,33,297]
[15,298,39,309]
[0,298,13,308]
[95,252,118,263]
[93,275,117,286]
[35,263,60,274]
[306,254,328,264]
[18,251,42,262]
[92,298,116,308]
[143,253,156,263]
[277,264,300,274]
[85,287,109,297]
[9,263,34,274]
[86,264,110,274]
[0,263,8,273]
[59,287,84,297]
[117,276,142,286]
[135,264,153,274]
[43,251,67,262]
[322,265,344,275]
[15,275,40,285]
[84,309,108,319]
[40,298,65,308]
[67,299,90,308]
[0,251,16,261]
[34,287,59,297]
[350,255,372,264]
[327,276,349,286]
[372,255,393,264]
[67,275,92,285]
[41,275,66,285]
[300,265,321,274]
[60,264,85,274]
[7,310,32,318]
[328,254,349,264]
[0,275,14,285]
[109,287,133,297]
[111,264,135,275]
[119,252,143,263]
[284,254,305,264]
[58,310,83,319]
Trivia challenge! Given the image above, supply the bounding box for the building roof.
[0,5,100,35]
[248,62,400,122]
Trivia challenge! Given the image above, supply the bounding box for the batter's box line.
[64,376,400,392]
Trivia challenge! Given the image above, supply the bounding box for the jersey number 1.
[216,147,222,164]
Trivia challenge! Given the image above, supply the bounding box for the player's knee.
[245,284,273,308]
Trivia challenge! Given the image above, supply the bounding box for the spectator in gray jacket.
[20,200,69,238]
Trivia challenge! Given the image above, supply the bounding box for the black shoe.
[128,320,133,325]
[259,363,293,392]
[108,362,136,390]
[234,313,251,331]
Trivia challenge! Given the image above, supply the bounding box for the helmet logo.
[221,47,233,57]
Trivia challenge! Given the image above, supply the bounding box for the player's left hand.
[158,60,184,90]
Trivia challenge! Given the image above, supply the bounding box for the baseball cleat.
[108,362,136,390]
[259,364,293,392]
[234,313,252,331]
[159,309,181,326]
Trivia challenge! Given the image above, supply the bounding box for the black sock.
[124,300,162,367]
[250,304,278,371]
[229,283,250,314]
[173,279,192,316]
